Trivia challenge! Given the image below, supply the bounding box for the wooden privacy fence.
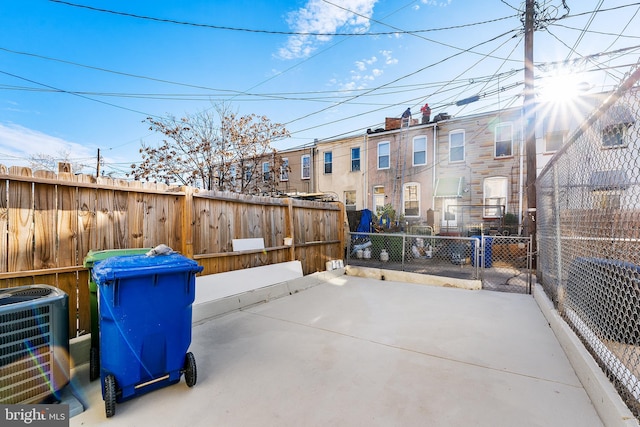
[0,166,345,338]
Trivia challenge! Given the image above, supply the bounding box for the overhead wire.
[285,28,520,128]
[9,0,636,172]
[565,0,604,61]
[48,0,517,37]
[0,69,158,118]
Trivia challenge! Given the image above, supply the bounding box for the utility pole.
[524,0,537,251]
[96,148,101,177]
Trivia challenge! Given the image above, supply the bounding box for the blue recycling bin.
[471,236,493,268]
[92,253,203,418]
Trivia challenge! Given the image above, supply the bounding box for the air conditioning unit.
[0,284,70,404]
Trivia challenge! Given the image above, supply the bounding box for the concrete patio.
[66,269,637,426]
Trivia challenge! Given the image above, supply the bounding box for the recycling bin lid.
[92,253,203,284]
[83,248,151,268]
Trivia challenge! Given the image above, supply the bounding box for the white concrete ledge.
[195,261,304,303]
[344,265,481,290]
[193,268,345,324]
[533,283,639,427]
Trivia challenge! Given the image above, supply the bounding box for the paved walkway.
[69,275,606,426]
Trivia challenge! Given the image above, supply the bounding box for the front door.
[442,198,457,228]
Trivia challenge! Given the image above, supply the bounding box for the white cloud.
[420,0,452,6]
[381,50,398,65]
[355,56,377,71]
[337,50,396,91]
[278,0,378,59]
[0,123,95,167]
[414,0,452,9]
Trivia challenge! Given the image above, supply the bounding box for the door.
[442,198,457,227]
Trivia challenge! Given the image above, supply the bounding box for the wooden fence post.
[337,202,346,260]
[286,198,295,261]
[182,186,194,259]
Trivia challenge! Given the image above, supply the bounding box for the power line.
[565,0,604,61]
[549,23,640,40]
[0,46,247,95]
[321,0,521,63]
[548,1,640,21]
[284,28,520,127]
[0,69,158,118]
[48,0,516,37]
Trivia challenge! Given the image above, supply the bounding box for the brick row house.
[364,107,526,236]
[252,92,611,236]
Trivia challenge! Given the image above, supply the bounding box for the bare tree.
[129,104,289,192]
[29,150,88,174]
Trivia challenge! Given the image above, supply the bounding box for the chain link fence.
[346,232,531,293]
[481,235,532,294]
[537,63,640,417]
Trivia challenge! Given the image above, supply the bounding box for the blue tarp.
[356,209,372,234]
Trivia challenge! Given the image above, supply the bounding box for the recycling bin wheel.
[90,347,100,382]
[104,374,117,418]
[183,352,197,387]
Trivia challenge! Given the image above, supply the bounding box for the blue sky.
[1,0,639,176]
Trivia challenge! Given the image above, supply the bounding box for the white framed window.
[403,182,420,217]
[351,147,361,172]
[494,123,513,157]
[280,158,289,181]
[345,190,356,211]
[449,130,465,162]
[413,136,426,166]
[378,142,390,169]
[324,151,332,174]
[602,124,629,148]
[262,161,270,182]
[301,154,310,180]
[483,177,508,218]
[373,186,385,215]
[545,131,564,153]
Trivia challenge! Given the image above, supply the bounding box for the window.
[378,142,390,169]
[602,124,628,148]
[345,190,356,211]
[495,123,513,157]
[262,162,270,182]
[590,170,628,209]
[351,147,361,172]
[280,158,289,181]
[413,136,426,166]
[301,154,310,179]
[594,192,621,209]
[324,151,332,174]
[373,186,385,215]
[483,177,508,218]
[244,165,253,183]
[545,131,564,153]
[403,183,420,217]
[449,130,465,162]
[229,164,237,188]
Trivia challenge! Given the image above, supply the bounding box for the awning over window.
[601,104,636,129]
[590,170,629,191]
[434,177,464,198]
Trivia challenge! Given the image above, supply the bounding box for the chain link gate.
[477,235,532,294]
